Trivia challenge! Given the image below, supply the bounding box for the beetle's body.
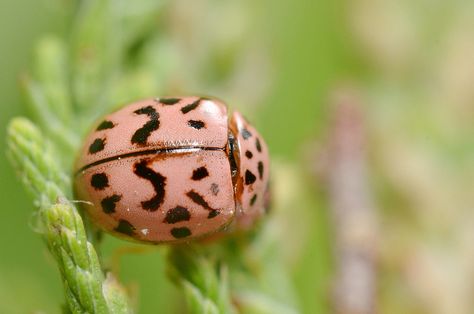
[74,97,269,243]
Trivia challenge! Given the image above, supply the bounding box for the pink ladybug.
[74,97,270,243]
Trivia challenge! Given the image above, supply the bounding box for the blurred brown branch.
[316,88,379,314]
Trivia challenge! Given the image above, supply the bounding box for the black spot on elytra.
[159,98,181,105]
[186,190,213,210]
[181,99,201,114]
[96,120,115,131]
[187,120,205,130]
[210,183,219,196]
[208,210,220,219]
[164,206,190,224]
[101,194,122,213]
[256,138,262,152]
[171,227,191,239]
[91,173,109,190]
[134,160,166,211]
[89,138,105,154]
[258,161,264,180]
[186,190,220,218]
[192,167,209,180]
[245,170,256,185]
[131,106,159,145]
[241,128,252,140]
[245,150,253,159]
[250,194,258,206]
[114,219,135,236]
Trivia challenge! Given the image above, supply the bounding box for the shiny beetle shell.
[74,97,270,243]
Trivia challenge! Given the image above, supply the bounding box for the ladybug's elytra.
[74,97,270,243]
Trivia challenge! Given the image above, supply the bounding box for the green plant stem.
[167,231,300,314]
[168,246,236,314]
[7,118,132,314]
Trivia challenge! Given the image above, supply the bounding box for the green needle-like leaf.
[7,118,133,313]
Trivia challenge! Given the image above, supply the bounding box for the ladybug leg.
[109,245,158,274]
[263,182,272,214]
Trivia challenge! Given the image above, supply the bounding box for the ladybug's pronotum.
[74,97,270,243]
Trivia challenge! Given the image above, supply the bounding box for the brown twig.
[318,88,378,314]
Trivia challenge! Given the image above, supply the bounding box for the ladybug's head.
[229,112,270,230]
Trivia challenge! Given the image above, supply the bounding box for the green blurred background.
[1,0,473,313]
